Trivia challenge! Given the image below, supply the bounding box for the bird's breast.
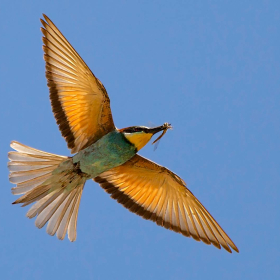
[73,130,136,178]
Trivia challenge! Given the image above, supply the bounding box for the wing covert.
[41,14,115,153]
[95,154,238,253]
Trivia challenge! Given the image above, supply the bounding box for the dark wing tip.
[42,13,49,22]
[232,244,239,253]
[222,245,232,253]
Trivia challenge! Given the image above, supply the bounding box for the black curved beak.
[148,122,172,135]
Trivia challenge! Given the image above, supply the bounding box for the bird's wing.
[95,154,238,253]
[41,14,115,153]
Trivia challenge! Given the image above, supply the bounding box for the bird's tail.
[8,141,88,241]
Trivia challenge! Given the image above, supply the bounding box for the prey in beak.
[151,122,172,145]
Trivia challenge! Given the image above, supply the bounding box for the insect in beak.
[152,123,172,145]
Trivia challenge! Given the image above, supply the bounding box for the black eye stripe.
[122,127,144,133]
[121,126,154,133]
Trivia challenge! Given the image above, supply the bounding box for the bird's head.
[119,122,172,151]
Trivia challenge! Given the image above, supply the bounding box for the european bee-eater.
[8,14,238,253]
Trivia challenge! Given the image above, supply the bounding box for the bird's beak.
[150,123,172,144]
[148,123,172,134]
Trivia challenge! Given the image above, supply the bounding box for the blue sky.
[1,1,279,279]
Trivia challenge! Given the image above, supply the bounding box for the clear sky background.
[1,1,279,279]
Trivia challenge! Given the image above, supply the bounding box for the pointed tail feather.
[8,141,87,241]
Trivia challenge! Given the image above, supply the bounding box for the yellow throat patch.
[124,132,153,151]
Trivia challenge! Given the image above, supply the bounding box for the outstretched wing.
[41,14,115,153]
[95,155,238,253]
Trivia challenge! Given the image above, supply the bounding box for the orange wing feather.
[41,14,115,153]
[95,154,239,253]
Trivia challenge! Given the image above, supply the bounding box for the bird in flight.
[8,14,238,253]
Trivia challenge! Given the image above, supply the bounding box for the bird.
[8,14,238,253]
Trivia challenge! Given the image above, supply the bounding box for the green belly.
[73,130,136,178]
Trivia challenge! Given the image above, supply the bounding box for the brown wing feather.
[95,154,239,253]
[41,14,115,153]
